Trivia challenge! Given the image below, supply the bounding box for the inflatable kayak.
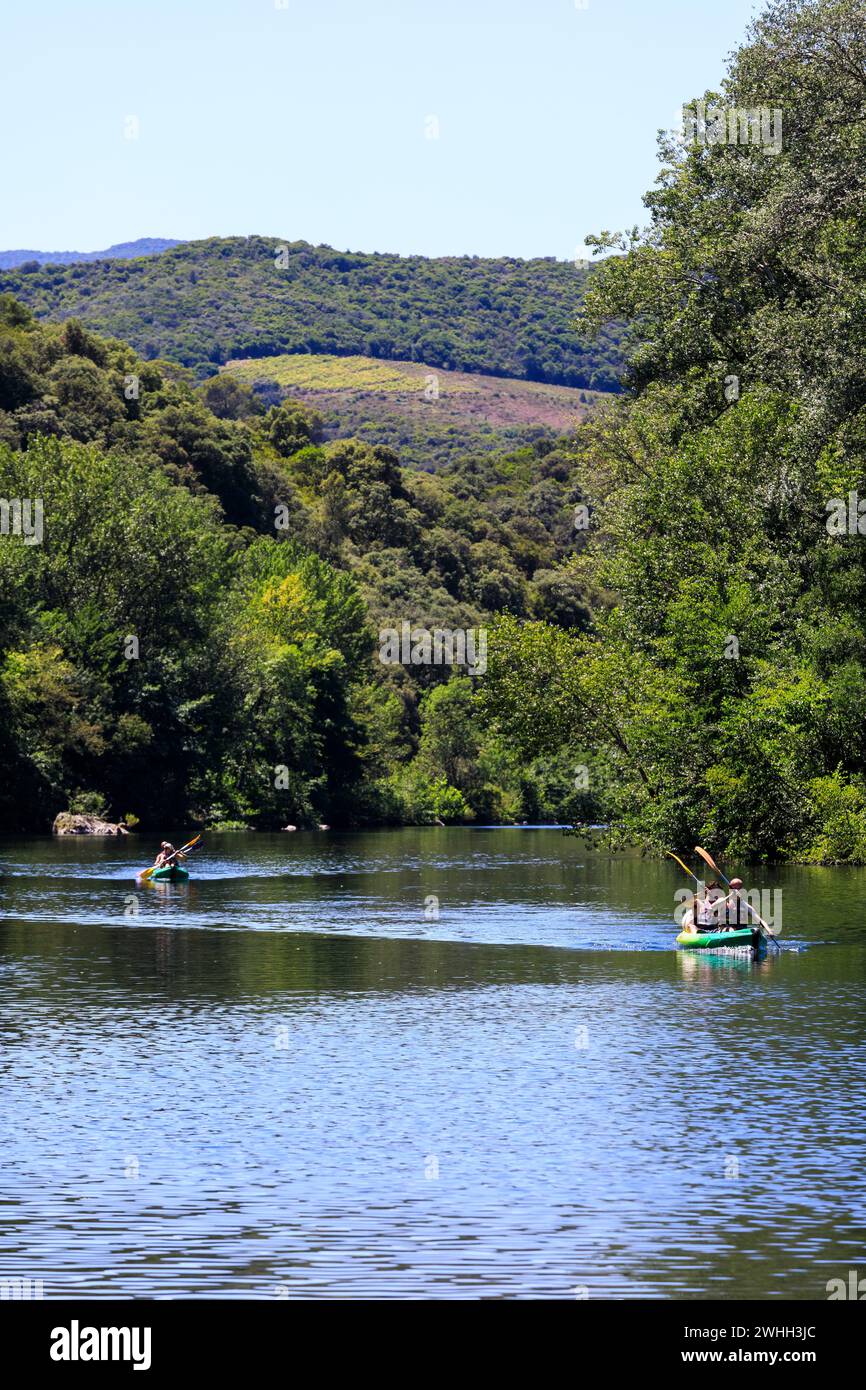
[149,863,190,883]
[677,927,762,953]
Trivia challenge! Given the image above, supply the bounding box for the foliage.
[480,0,866,862]
[0,235,624,391]
[0,308,592,832]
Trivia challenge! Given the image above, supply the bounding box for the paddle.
[693,845,780,950]
[139,834,202,882]
[666,850,701,886]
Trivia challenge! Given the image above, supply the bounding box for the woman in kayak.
[153,841,176,868]
[682,881,725,933]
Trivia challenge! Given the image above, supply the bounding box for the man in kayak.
[153,841,176,869]
[713,877,751,930]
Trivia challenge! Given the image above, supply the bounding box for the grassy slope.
[0,234,623,391]
[223,352,600,468]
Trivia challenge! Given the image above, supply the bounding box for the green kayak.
[149,864,190,883]
[677,927,762,952]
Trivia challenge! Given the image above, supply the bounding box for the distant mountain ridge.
[0,238,182,270]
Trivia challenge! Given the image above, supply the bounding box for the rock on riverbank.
[53,813,129,836]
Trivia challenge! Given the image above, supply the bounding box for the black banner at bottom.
[3,1297,860,1376]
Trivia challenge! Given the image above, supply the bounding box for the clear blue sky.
[2,0,761,259]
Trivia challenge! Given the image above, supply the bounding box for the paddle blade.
[666,850,697,882]
[694,845,726,881]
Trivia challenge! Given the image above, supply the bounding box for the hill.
[0,234,623,391]
[222,351,602,469]
[0,238,182,270]
[0,295,599,833]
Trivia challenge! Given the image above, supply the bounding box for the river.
[0,827,863,1299]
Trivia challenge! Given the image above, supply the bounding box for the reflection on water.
[0,829,864,1298]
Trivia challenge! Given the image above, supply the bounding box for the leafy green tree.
[268,401,322,456]
[222,540,374,825]
[197,375,264,420]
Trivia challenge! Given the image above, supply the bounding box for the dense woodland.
[2,0,865,860]
[0,302,596,833]
[0,238,623,392]
[479,0,866,861]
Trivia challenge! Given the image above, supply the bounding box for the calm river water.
[0,828,863,1299]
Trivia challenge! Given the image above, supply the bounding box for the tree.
[197,375,264,420]
[562,0,866,859]
[267,401,323,457]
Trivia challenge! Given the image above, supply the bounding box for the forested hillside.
[0,235,623,391]
[479,0,866,863]
[0,298,596,833]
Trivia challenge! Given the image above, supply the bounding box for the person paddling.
[700,881,725,924]
[153,841,176,869]
[682,880,724,933]
[713,877,750,930]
